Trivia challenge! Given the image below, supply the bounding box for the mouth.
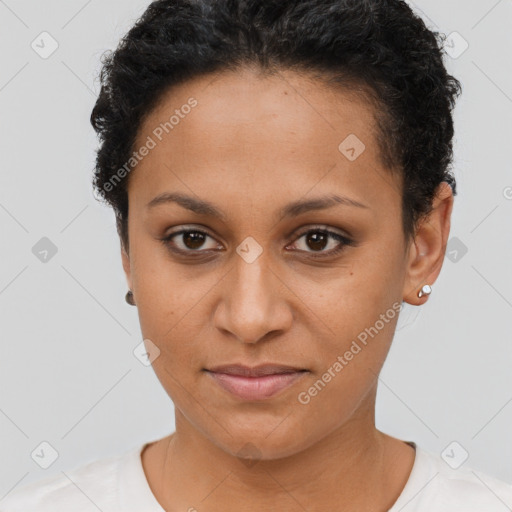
[204,364,309,401]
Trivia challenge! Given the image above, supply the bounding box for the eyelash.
[160,225,354,259]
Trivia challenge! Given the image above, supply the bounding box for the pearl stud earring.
[417,284,432,298]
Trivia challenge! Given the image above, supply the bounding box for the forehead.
[129,67,400,211]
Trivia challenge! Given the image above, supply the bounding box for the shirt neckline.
[388,441,437,511]
[120,439,429,512]
[118,440,167,512]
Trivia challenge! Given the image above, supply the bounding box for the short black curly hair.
[90,0,462,251]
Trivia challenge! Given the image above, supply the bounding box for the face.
[122,67,416,460]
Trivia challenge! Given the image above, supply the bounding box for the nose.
[213,250,293,344]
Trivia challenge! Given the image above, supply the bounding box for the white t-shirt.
[1,441,511,511]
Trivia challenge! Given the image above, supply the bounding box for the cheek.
[291,258,402,342]
[131,256,218,377]
[287,252,403,390]
[129,238,200,331]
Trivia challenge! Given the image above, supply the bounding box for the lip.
[205,364,308,401]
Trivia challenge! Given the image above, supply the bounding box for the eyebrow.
[146,191,369,220]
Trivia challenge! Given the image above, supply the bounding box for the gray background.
[1,0,511,499]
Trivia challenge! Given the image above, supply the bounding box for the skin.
[121,66,453,511]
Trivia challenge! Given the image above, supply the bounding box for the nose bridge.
[234,249,270,301]
[217,245,287,343]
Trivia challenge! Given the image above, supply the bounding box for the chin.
[203,416,321,463]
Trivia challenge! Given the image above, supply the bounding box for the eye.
[160,227,222,255]
[159,225,355,259]
[287,227,354,258]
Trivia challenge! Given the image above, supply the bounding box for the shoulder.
[394,444,512,511]
[0,448,135,512]
[434,457,512,510]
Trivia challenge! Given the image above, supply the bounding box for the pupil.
[307,232,327,251]
[184,231,205,249]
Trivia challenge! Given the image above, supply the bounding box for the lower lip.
[206,371,307,400]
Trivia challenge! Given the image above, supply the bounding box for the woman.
[2,0,511,511]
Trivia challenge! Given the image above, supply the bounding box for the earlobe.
[121,243,136,305]
[402,182,454,305]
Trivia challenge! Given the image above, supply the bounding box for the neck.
[144,394,414,511]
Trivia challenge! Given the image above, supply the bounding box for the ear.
[402,181,454,305]
[121,241,133,292]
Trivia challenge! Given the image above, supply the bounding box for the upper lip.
[206,364,306,377]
